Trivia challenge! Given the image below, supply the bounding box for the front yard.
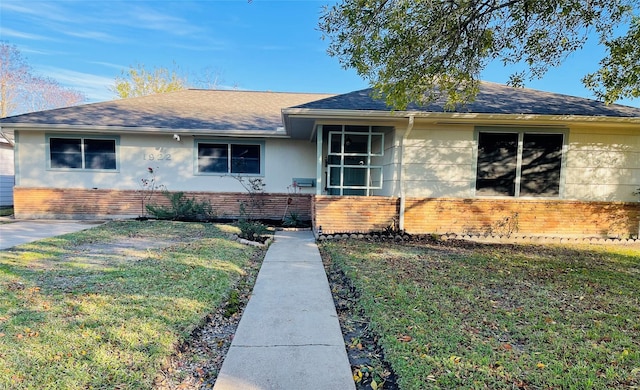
[321,239,640,389]
[0,221,262,389]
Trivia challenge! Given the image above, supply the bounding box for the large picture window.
[325,125,386,196]
[49,136,117,170]
[197,141,262,175]
[475,130,564,197]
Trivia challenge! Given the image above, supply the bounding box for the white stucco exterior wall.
[564,127,640,201]
[400,124,476,198]
[15,131,317,194]
[395,123,639,202]
[13,123,640,203]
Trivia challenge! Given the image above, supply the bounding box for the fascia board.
[0,123,290,138]
[283,108,640,126]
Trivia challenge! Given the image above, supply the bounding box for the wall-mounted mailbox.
[293,178,316,187]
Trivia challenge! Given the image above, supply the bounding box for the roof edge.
[282,108,640,124]
[0,123,291,137]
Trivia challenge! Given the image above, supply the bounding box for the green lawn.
[321,239,640,389]
[0,207,13,218]
[0,220,262,389]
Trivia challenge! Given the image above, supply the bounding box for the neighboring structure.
[1,83,639,237]
[0,138,14,207]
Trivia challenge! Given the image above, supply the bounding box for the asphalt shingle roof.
[2,84,638,136]
[0,89,335,130]
[294,82,640,118]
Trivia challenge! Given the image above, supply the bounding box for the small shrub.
[283,211,301,227]
[146,191,215,221]
[237,219,268,242]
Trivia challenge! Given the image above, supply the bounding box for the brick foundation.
[313,196,640,238]
[404,198,640,238]
[14,188,640,238]
[13,187,312,221]
[313,195,399,234]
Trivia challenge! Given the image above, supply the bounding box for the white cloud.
[126,5,203,37]
[0,2,74,23]
[37,66,115,102]
[63,30,124,43]
[0,27,54,41]
[88,61,128,71]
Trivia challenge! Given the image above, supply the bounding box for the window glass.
[50,138,82,168]
[370,134,384,155]
[329,167,341,186]
[198,143,228,173]
[520,133,563,196]
[49,137,116,170]
[197,142,261,175]
[370,167,382,187]
[231,144,260,174]
[84,139,116,170]
[476,133,518,196]
[343,167,367,187]
[324,125,388,195]
[344,156,366,166]
[329,133,342,154]
[344,134,368,154]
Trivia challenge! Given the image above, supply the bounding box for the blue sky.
[1,0,638,107]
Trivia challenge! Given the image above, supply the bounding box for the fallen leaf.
[502,343,512,351]
[353,369,363,383]
[449,355,462,364]
[371,379,378,390]
[536,362,546,369]
[397,335,412,342]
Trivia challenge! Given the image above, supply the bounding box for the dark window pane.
[50,138,82,168]
[343,167,367,187]
[344,134,368,154]
[520,133,563,196]
[330,133,342,154]
[476,133,518,196]
[343,189,366,195]
[329,167,341,186]
[198,143,228,173]
[84,139,116,169]
[344,156,366,166]
[231,144,260,174]
[327,155,341,165]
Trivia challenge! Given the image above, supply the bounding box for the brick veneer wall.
[312,195,640,238]
[313,195,399,234]
[403,198,640,237]
[13,187,312,221]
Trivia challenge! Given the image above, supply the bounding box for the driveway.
[0,220,105,250]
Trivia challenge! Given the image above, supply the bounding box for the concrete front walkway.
[214,230,355,390]
[0,220,104,250]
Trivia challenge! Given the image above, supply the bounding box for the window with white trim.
[197,141,263,175]
[48,136,117,170]
[475,130,564,197]
[325,125,385,196]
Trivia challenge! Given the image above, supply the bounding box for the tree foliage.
[320,0,639,108]
[0,42,85,117]
[112,63,227,99]
[583,16,640,103]
[112,63,187,99]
